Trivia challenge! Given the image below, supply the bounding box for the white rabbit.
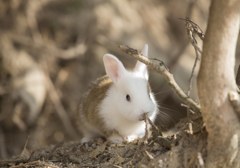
[79,44,158,143]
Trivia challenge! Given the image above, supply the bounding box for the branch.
[119,45,200,113]
[180,18,205,96]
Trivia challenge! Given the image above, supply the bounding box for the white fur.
[98,44,158,142]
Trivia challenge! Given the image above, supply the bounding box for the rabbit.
[79,44,158,143]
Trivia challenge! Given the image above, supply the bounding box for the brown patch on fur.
[79,75,113,136]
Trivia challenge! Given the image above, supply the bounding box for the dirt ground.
[0,117,207,167]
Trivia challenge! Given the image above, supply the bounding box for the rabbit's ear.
[103,54,126,83]
[134,44,149,80]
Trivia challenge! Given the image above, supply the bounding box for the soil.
[0,117,207,168]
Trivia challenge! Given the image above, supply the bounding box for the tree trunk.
[197,0,240,167]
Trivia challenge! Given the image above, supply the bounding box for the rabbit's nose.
[139,112,149,121]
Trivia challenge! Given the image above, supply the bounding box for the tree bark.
[197,0,240,167]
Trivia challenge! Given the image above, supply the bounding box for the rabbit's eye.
[126,94,131,102]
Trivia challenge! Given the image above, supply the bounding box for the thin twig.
[179,18,205,40]
[187,47,199,96]
[180,18,205,96]
[119,45,200,113]
[179,18,205,133]
[145,150,154,160]
[146,116,162,136]
[143,114,149,143]
[143,114,162,143]
[19,136,30,159]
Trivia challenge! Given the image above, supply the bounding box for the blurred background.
[0,0,239,159]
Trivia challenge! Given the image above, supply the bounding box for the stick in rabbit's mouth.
[143,113,162,143]
[143,113,149,143]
